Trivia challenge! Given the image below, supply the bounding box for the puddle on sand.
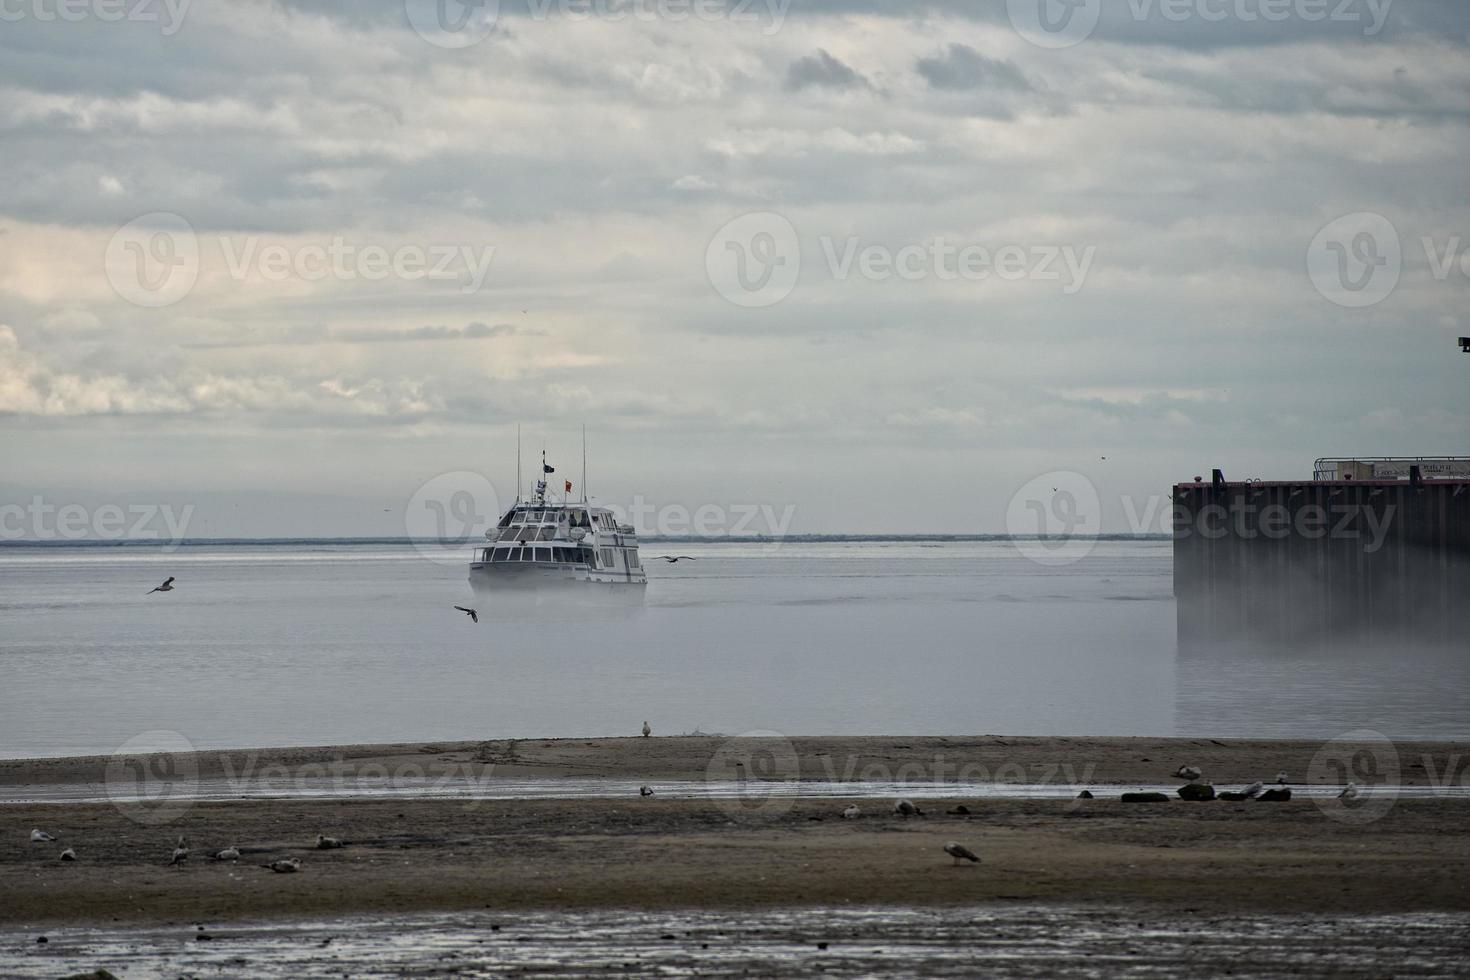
[3,777,1465,806]
[4,906,1469,979]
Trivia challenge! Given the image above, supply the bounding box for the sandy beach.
[2,735,1468,925]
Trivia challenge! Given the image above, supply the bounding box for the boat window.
[628,552,640,569]
[516,547,530,561]
[516,527,535,542]
[493,547,511,561]
[537,527,553,541]
[498,511,515,529]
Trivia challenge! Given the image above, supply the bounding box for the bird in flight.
[453,606,478,623]
[944,841,980,865]
[650,556,695,563]
[147,576,175,594]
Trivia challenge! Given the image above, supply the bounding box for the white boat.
[469,446,647,590]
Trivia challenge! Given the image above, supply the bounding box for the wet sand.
[1,736,1467,924]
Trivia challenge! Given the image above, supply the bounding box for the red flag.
[565,480,572,493]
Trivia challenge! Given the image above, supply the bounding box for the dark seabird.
[639,785,654,797]
[893,799,923,818]
[650,556,696,563]
[453,605,479,623]
[147,576,176,594]
[944,842,980,865]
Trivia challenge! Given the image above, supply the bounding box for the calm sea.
[0,539,1463,758]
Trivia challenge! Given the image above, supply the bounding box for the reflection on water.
[0,539,1462,759]
[4,906,1468,979]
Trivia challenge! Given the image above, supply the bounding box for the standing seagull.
[147,576,176,594]
[453,606,478,624]
[641,721,651,738]
[168,837,189,867]
[650,556,696,563]
[943,841,980,866]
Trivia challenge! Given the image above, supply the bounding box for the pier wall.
[1173,479,1470,650]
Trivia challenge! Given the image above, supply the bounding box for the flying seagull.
[147,576,175,594]
[30,829,56,843]
[316,835,343,850]
[453,606,478,623]
[944,841,980,865]
[641,720,651,738]
[1174,765,1203,782]
[264,859,301,873]
[893,799,923,818]
[650,556,695,563]
[59,848,77,862]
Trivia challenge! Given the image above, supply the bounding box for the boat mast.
[581,424,587,503]
[516,424,521,504]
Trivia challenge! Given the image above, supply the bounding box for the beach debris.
[211,847,241,862]
[1076,790,1094,800]
[453,605,478,623]
[842,805,861,820]
[1121,792,1170,803]
[946,805,971,816]
[147,576,176,594]
[264,859,301,873]
[1256,787,1292,802]
[1339,782,1359,800]
[1177,783,1216,802]
[892,799,923,818]
[1173,765,1203,782]
[944,841,980,865]
[59,848,77,861]
[315,835,343,850]
[30,829,56,842]
[642,720,651,737]
[36,936,47,944]
[639,785,655,797]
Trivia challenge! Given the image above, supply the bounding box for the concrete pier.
[1173,468,1470,650]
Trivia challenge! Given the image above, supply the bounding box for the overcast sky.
[1,0,1467,537]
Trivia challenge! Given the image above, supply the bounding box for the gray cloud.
[786,49,871,91]
[916,44,1031,91]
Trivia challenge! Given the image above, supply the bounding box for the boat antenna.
[581,424,587,503]
[516,424,522,503]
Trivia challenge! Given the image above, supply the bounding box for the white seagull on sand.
[944,841,980,865]
[1339,782,1360,800]
[1274,771,1289,785]
[1240,781,1264,799]
[211,847,241,862]
[316,835,343,849]
[1174,765,1203,781]
[59,848,77,861]
[265,859,301,873]
[30,829,56,843]
[147,576,176,594]
[842,805,861,820]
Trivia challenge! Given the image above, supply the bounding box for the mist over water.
[0,539,1462,759]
